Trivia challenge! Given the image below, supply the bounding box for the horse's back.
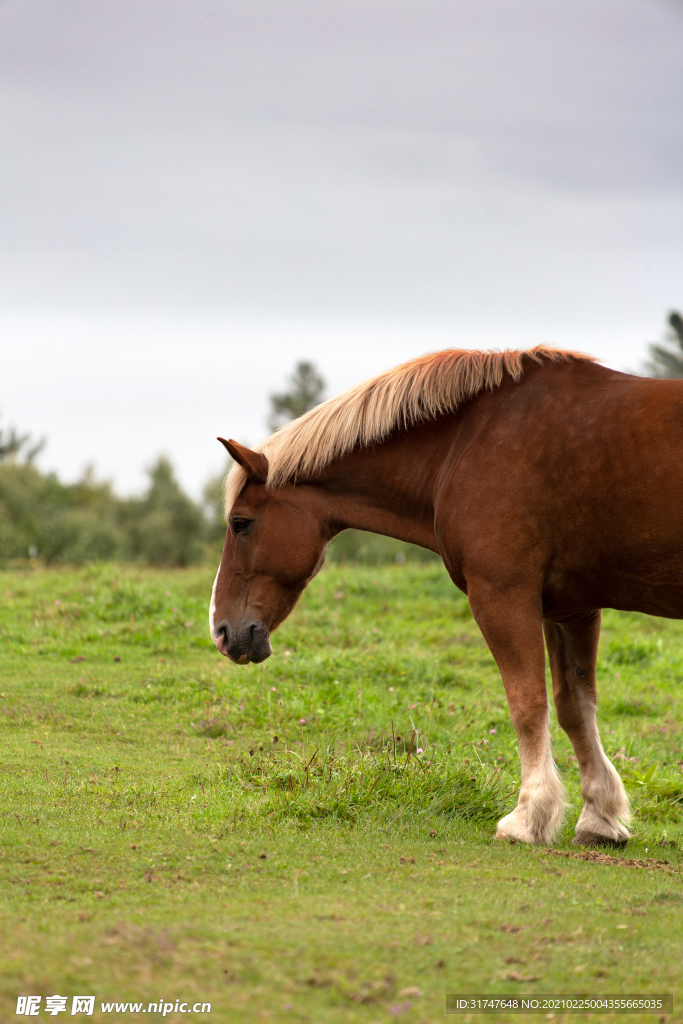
[439,359,683,619]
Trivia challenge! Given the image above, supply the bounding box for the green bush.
[0,457,207,567]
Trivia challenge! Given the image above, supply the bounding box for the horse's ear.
[217,438,269,484]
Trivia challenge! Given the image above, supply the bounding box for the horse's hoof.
[572,831,628,848]
[494,830,517,844]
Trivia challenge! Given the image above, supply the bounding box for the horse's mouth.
[242,629,272,664]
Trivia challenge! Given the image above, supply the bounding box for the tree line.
[0,446,227,567]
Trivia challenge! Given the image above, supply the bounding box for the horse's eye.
[231,518,252,534]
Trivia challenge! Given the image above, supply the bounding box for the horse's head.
[210,438,327,664]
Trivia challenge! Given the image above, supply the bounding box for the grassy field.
[0,561,682,1024]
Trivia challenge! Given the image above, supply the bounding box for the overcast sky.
[2,0,683,495]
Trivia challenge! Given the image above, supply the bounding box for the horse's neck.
[315,424,449,552]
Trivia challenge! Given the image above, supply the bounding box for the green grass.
[0,561,682,1023]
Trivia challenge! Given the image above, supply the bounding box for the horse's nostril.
[215,623,230,651]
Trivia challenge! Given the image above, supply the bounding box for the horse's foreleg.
[544,612,630,847]
[469,585,566,844]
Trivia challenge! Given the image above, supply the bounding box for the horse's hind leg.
[468,584,566,844]
[544,611,630,847]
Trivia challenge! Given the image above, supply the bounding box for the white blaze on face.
[209,567,219,643]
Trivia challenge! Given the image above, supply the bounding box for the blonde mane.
[224,345,591,510]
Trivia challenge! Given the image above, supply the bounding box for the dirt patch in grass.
[545,848,681,873]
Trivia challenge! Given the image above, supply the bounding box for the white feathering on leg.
[496,756,567,844]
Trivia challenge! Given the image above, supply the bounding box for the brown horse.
[210,346,683,847]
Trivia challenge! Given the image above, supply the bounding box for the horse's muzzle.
[214,621,272,664]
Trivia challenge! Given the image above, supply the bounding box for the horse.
[210,345,683,847]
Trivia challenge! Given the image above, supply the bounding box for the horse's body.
[211,348,683,846]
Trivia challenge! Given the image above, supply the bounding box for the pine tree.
[644,311,683,378]
[268,361,326,433]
